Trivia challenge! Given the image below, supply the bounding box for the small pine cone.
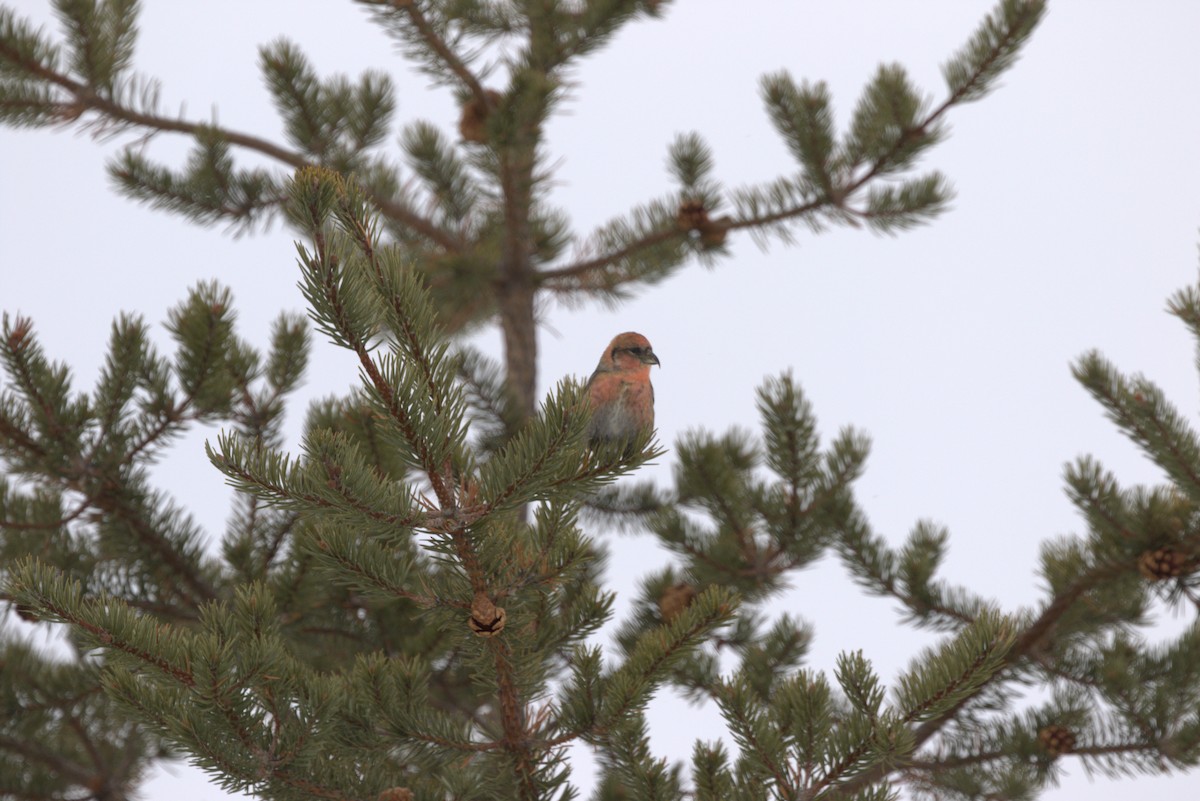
[459,89,503,143]
[1138,547,1192,580]
[676,201,730,248]
[699,216,731,248]
[1037,724,1076,757]
[676,199,709,233]
[659,582,697,623]
[6,316,33,351]
[468,591,506,637]
[378,788,414,801]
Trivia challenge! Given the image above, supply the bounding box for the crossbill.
[585,332,660,446]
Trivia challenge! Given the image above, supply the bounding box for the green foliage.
[761,74,836,194]
[0,635,162,800]
[0,7,63,126]
[260,38,396,166]
[402,120,481,227]
[942,0,1047,104]
[12,2,1199,801]
[1,0,1048,332]
[110,131,283,231]
[2,172,679,800]
[6,207,1200,801]
[53,0,138,96]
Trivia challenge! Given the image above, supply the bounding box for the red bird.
[585,332,660,445]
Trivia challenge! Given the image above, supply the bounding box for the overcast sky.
[4,1,1200,799]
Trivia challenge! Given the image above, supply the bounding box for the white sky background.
[3,0,1200,799]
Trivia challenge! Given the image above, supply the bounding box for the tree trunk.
[498,278,537,421]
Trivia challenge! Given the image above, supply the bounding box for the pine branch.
[290,179,455,505]
[0,734,96,787]
[394,0,488,102]
[0,35,464,250]
[539,0,1046,293]
[357,0,490,101]
[831,560,1133,797]
[91,478,219,604]
[538,226,683,285]
[1,316,220,608]
[0,489,90,531]
[487,638,540,801]
[598,588,738,733]
[109,145,287,231]
[303,525,433,607]
[903,740,1162,772]
[1073,351,1200,498]
[716,682,799,798]
[9,562,198,686]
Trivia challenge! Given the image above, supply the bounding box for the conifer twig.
[539,0,1044,292]
[829,560,1133,798]
[0,42,465,251]
[0,734,96,787]
[390,0,489,103]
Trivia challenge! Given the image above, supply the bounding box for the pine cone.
[378,788,414,801]
[676,200,730,247]
[1037,724,1076,756]
[468,591,506,637]
[699,216,731,247]
[1137,547,1192,580]
[459,89,503,143]
[6,316,32,352]
[659,582,697,623]
[676,199,709,232]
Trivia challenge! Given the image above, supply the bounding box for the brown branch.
[828,560,1132,798]
[489,638,540,801]
[0,409,45,457]
[394,0,488,103]
[495,164,539,418]
[11,370,218,607]
[538,226,683,284]
[307,226,453,508]
[66,716,106,774]
[0,734,95,785]
[542,4,1039,294]
[904,741,1162,772]
[259,510,298,577]
[0,41,463,251]
[91,486,218,604]
[0,493,92,531]
[716,686,798,799]
[37,597,196,687]
[312,546,437,608]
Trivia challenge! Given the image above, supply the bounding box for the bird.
[585,332,660,446]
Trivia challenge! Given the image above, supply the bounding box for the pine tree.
[4,2,1198,800]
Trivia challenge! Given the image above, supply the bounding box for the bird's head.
[603,332,661,371]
